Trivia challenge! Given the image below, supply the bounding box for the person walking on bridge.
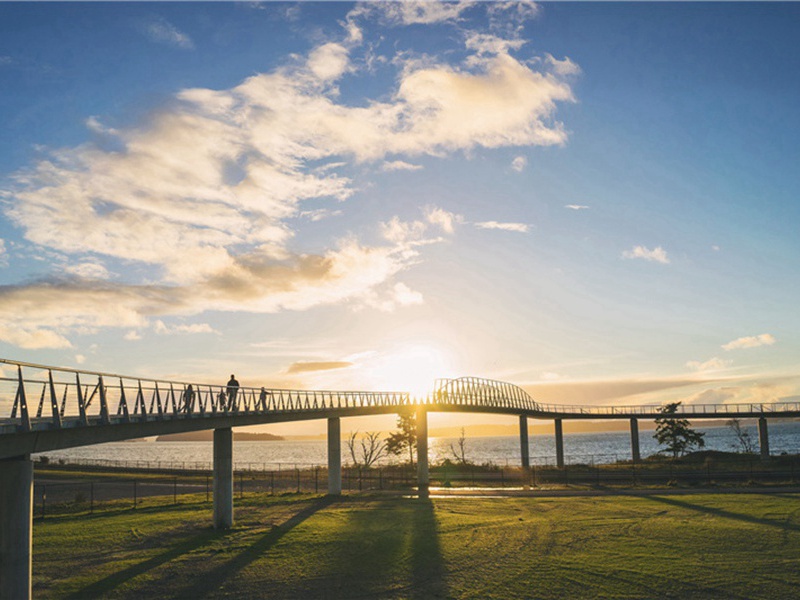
[226,374,240,410]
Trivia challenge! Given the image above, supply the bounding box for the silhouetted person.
[226,374,240,409]
[259,387,272,411]
[183,384,195,413]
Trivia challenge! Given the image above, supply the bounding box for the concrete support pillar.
[554,419,565,468]
[416,406,429,497]
[213,428,233,529]
[759,417,770,461]
[327,417,342,495]
[519,415,530,469]
[630,418,641,463]
[0,455,33,600]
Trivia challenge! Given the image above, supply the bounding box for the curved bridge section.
[433,376,541,412]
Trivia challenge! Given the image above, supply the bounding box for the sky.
[1,2,799,434]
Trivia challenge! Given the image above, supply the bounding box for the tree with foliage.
[385,411,416,466]
[727,418,756,454]
[653,402,705,458]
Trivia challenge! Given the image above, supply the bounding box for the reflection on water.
[36,422,800,469]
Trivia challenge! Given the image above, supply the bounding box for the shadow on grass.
[173,495,336,599]
[410,498,448,599]
[643,494,800,532]
[66,498,330,599]
[66,526,224,600]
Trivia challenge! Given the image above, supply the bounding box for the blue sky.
[1,2,798,432]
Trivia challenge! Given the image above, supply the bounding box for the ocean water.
[35,421,800,470]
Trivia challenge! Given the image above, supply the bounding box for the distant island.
[156,431,284,442]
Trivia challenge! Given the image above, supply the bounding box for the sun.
[368,344,455,397]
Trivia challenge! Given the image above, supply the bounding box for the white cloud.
[144,18,194,49]
[466,33,525,57]
[474,221,529,233]
[382,160,423,172]
[722,334,777,351]
[64,262,110,280]
[511,155,527,172]
[360,281,424,312]
[390,282,424,307]
[75,354,86,365]
[622,245,670,264]
[299,208,343,222]
[154,320,218,335]
[487,0,540,29]
[686,357,731,372]
[85,116,118,136]
[353,1,474,26]
[0,325,72,350]
[307,43,350,81]
[683,387,738,406]
[124,330,142,341]
[565,204,589,210]
[545,54,581,76]
[0,239,6,267]
[0,16,577,349]
[425,206,462,234]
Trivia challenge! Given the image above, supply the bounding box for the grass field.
[33,491,800,599]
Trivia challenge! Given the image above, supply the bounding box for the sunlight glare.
[369,344,455,397]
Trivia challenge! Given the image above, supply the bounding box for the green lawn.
[33,491,800,599]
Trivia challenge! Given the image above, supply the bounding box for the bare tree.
[727,418,756,454]
[347,431,387,468]
[450,427,469,465]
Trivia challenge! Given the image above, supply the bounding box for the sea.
[35,421,800,471]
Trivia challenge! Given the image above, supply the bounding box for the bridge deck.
[2,359,798,459]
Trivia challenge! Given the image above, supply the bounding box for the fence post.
[134,480,137,509]
[41,485,46,519]
[296,469,300,493]
[90,482,94,514]
[270,471,275,495]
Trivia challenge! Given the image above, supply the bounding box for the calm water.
[36,421,800,470]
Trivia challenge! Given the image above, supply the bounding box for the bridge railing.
[533,401,800,416]
[0,359,412,432]
[3,359,799,434]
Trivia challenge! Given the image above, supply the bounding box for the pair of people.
[182,375,269,413]
[225,375,272,411]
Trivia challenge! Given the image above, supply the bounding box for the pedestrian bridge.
[3,358,798,460]
[2,358,799,600]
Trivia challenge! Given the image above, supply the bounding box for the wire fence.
[33,454,800,518]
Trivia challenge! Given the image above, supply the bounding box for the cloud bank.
[0,5,578,348]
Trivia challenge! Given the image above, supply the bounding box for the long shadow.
[642,494,800,533]
[173,495,336,599]
[67,526,226,599]
[410,498,448,599]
